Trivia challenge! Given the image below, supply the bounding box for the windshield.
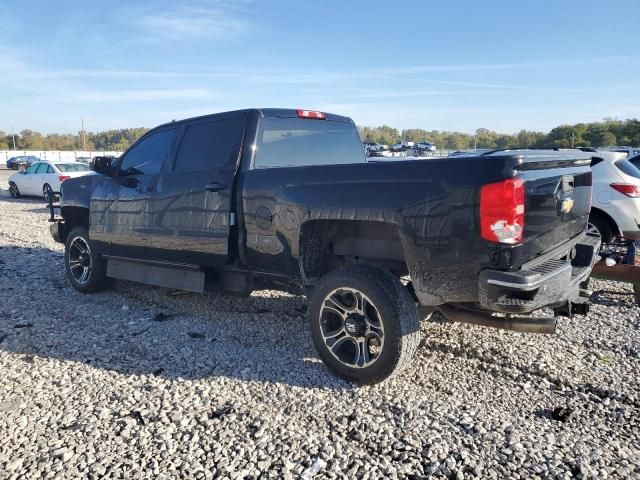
[254,117,366,168]
[55,163,90,172]
[614,159,640,179]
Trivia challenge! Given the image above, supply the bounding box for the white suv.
[589,151,640,242]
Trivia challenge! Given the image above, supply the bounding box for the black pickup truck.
[50,108,600,384]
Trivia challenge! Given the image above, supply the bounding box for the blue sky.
[1,0,638,134]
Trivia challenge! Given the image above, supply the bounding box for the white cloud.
[121,1,250,42]
[69,88,220,103]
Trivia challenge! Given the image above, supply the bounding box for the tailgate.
[517,155,592,262]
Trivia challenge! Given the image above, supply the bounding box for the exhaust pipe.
[438,304,556,334]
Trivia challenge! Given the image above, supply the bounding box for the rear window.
[614,159,640,179]
[56,163,90,172]
[254,117,365,168]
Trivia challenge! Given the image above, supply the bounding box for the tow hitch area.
[590,237,640,305]
[552,289,591,317]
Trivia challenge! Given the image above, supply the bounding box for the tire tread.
[309,264,420,384]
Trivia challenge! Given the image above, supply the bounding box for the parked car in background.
[603,146,640,158]
[391,141,414,152]
[8,161,93,201]
[589,151,640,242]
[364,143,390,156]
[6,155,41,170]
[415,141,436,152]
[75,156,92,164]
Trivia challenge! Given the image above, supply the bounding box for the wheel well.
[60,206,89,243]
[299,220,408,283]
[589,207,620,236]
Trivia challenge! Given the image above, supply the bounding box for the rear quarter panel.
[239,156,520,303]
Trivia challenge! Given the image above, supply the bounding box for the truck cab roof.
[156,108,354,131]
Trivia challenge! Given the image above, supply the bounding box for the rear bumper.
[478,234,601,314]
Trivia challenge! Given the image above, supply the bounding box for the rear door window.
[254,117,366,168]
[174,116,244,172]
[119,129,176,176]
[35,163,49,174]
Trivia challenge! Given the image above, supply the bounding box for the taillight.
[59,175,71,182]
[296,109,326,120]
[610,183,640,198]
[480,177,525,244]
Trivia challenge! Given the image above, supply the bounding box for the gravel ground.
[0,192,638,479]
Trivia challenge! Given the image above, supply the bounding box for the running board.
[105,257,205,293]
[438,304,557,334]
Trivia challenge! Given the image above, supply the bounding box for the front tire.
[308,264,420,384]
[64,226,110,293]
[8,182,20,198]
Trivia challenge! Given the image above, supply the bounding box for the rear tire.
[8,182,20,198]
[308,264,421,384]
[64,226,110,293]
[588,213,614,243]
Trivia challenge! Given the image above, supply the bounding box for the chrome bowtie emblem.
[560,198,574,214]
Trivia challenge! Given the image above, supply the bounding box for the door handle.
[205,182,227,192]
[135,185,154,193]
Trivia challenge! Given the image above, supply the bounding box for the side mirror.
[91,157,115,176]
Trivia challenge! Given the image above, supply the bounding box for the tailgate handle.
[205,182,227,192]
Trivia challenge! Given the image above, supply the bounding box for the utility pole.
[11,126,16,150]
[81,116,86,151]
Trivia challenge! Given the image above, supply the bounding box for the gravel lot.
[0,187,638,479]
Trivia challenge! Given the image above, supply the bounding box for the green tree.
[594,131,617,147]
[17,129,46,150]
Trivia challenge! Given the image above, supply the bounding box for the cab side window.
[174,117,244,173]
[119,129,176,176]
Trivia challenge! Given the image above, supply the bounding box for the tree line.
[0,128,150,152]
[1,118,638,152]
[359,118,640,150]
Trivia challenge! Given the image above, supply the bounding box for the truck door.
[90,128,176,258]
[153,113,245,266]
